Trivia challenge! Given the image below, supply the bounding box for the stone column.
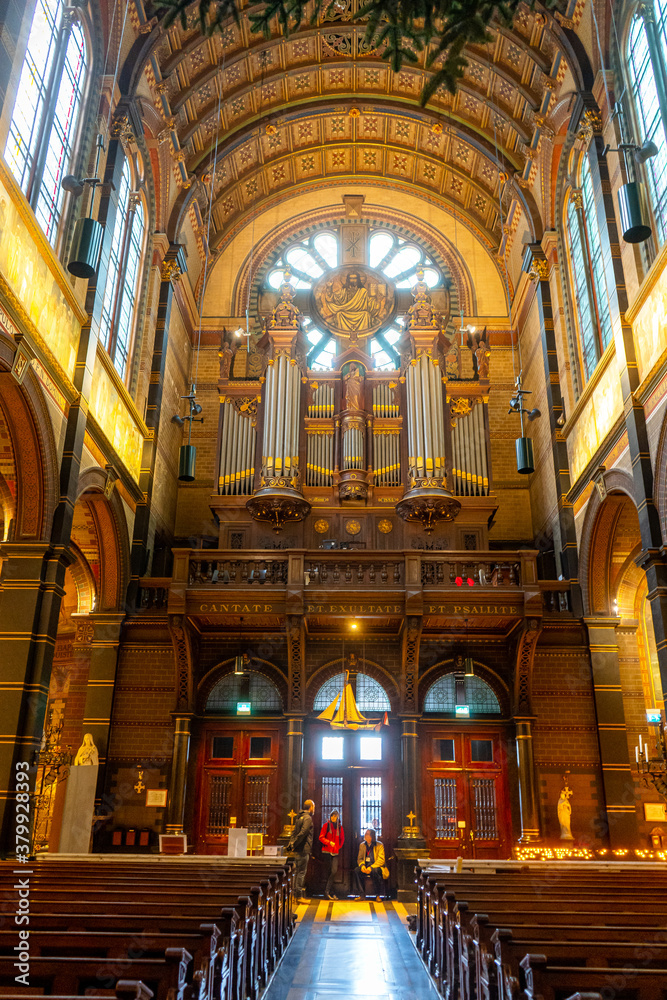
[78,613,125,791]
[279,718,304,841]
[515,717,542,843]
[395,718,427,895]
[127,244,186,607]
[523,243,582,615]
[0,543,69,852]
[585,617,639,846]
[165,714,192,835]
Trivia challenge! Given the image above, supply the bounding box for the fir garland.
[153,0,560,105]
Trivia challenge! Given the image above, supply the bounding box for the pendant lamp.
[66,133,105,279]
[172,385,203,482]
[508,373,540,475]
[617,181,652,244]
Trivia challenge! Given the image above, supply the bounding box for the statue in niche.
[74,733,99,766]
[219,328,236,380]
[445,340,462,379]
[407,268,438,328]
[343,362,365,411]
[466,327,490,381]
[557,773,574,840]
[271,269,300,330]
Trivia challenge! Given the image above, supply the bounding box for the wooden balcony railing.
[134,549,575,616]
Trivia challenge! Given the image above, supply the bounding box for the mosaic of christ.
[312,265,395,337]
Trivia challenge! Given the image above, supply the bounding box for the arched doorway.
[580,484,665,845]
[418,665,512,858]
[305,664,398,894]
[193,665,287,854]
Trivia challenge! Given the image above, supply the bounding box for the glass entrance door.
[422,728,511,857]
[307,725,396,893]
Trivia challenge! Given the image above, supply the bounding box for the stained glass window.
[564,156,614,382]
[206,671,283,712]
[4,0,88,245]
[628,11,667,244]
[313,672,391,712]
[423,674,501,714]
[97,159,146,379]
[265,229,442,369]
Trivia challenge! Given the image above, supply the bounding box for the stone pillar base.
[395,842,428,895]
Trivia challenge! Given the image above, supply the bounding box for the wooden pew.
[0,858,295,1000]
[514,952,667,1000]
[0,947,192,1000]
[414,865,667,1000]
[13,978,154,1000]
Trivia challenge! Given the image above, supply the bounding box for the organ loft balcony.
[136,549,572,637]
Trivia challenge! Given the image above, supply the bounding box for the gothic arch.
[578,468,641,616]
[306,657,399,714]
[197,657,288,714]
[418,658,510,715]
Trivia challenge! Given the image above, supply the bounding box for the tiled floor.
[265,900,434,1000]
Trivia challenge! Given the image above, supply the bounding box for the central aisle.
[265,900,437,1000]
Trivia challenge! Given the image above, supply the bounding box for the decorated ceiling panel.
[142,0,566,249]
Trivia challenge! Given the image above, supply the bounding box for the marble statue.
[74,733,99,766]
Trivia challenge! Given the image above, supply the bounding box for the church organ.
[215,221,493,528]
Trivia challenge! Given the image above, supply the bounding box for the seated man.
[353,828,386,901]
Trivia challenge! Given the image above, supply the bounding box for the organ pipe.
[259,355,303,483]
[405,355,449,483]
[449,401,490,497]
[219,400,256,495]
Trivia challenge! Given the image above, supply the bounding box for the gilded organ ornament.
[345,519,362,535]
[314,518,330,534]
[311,265,396,338]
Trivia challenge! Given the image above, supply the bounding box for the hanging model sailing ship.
[317,671,389,730]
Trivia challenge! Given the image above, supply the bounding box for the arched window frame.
[625,1,667,246]
[422,670,502,716]
[263,227,444,371]
[3,0,90,249]
[563,150,615,383]
[97,153,148,382]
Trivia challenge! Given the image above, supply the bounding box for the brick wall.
[531,632,605,844]
[108,643,176,760]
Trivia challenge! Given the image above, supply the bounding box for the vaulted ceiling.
[134,0,575,253]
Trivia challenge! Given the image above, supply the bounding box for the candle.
[646,744,649,762]
[636,746,639,763]
[640,734,643,751]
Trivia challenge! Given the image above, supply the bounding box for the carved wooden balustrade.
[133,549,574,615]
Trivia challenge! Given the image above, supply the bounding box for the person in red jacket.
[319,809,344,900]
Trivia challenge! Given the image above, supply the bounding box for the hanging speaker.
[178,444,196,482]
[516,436,534,475]
[617,182,652,244]
[67,217,104,279]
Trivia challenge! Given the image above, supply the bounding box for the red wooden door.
[421,727,511,858]
[195,723,282,854]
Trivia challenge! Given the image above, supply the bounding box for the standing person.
[319,809,345,900]
[288,799,315,902]
[353,828,386,901]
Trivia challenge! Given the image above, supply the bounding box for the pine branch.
[153,0,565,101]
